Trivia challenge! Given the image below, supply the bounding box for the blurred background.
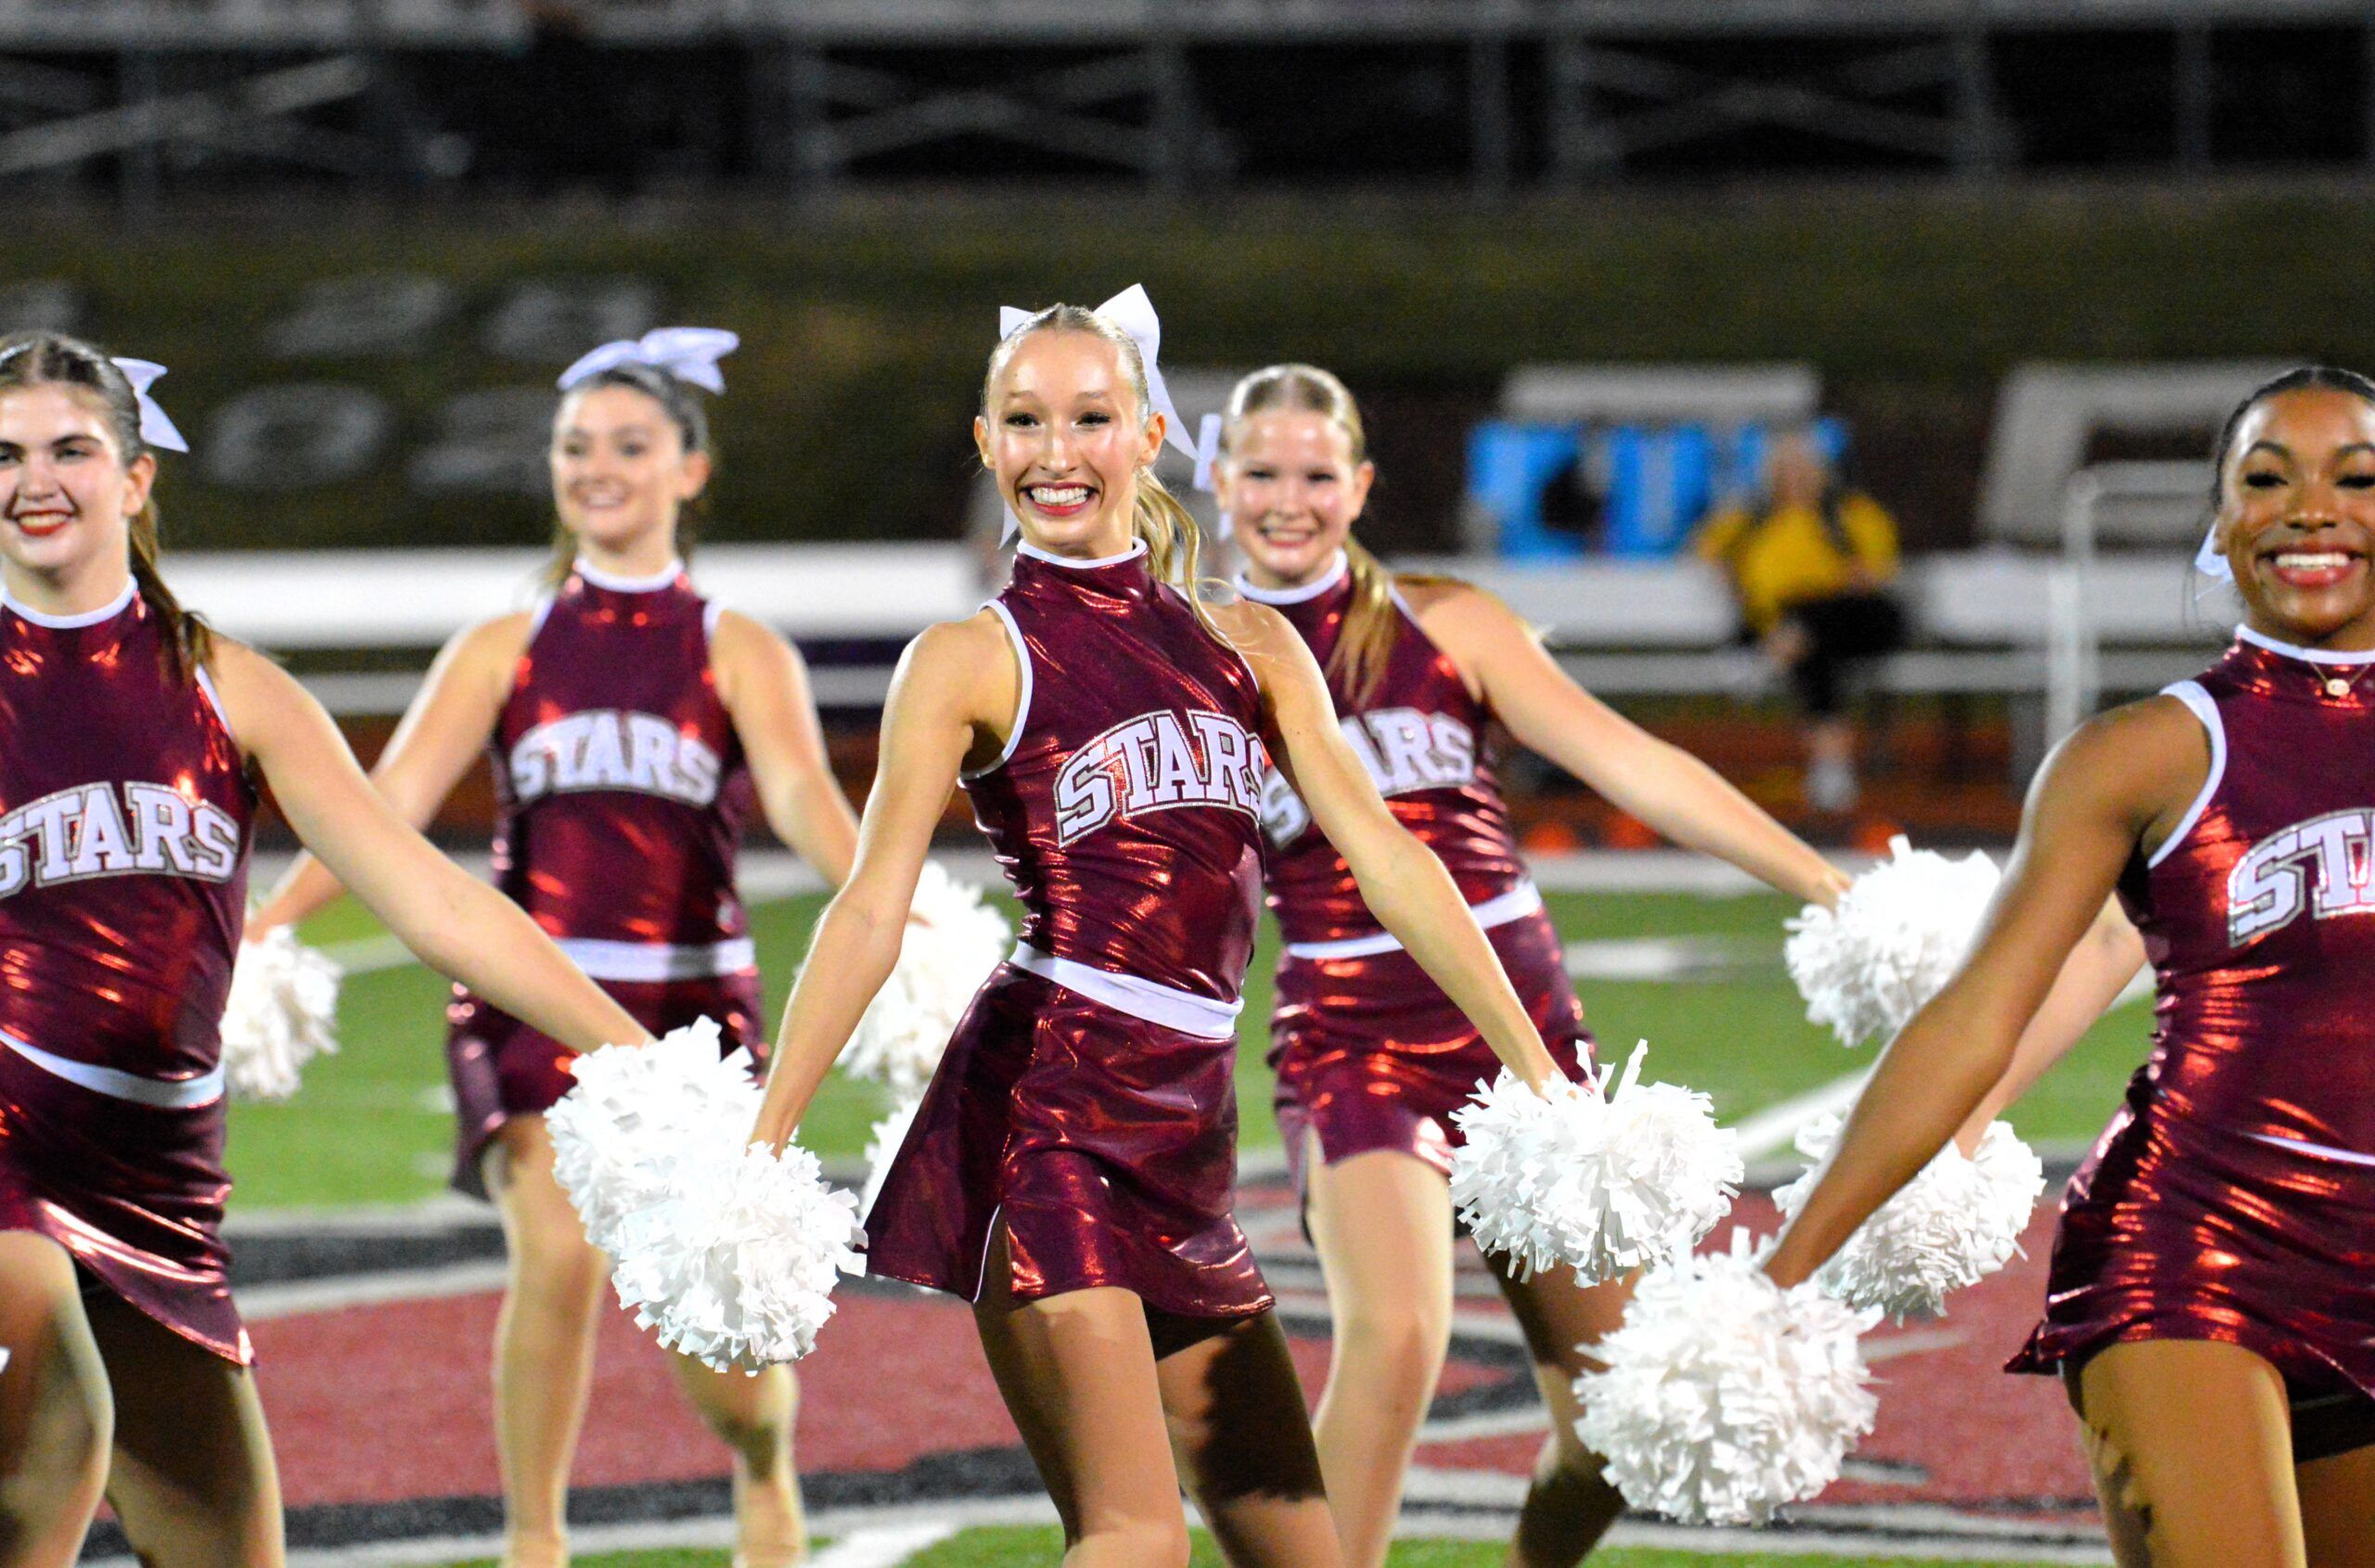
[13,0,2369,846]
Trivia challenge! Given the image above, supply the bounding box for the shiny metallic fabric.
[2012,636,2375,1398]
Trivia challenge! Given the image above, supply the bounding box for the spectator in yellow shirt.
[1695,429,1906,814]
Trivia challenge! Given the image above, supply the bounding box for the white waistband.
[1284,881,1544,961]
[558,937,757,983]
[3,1031,225,1109]
[1006,943,1242,1039]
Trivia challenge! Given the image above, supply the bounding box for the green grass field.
[223,884,2155,1213]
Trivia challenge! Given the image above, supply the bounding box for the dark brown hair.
[0,331,207,680]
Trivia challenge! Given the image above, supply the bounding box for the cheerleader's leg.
[2072,1339,2304,1568]
[665,1352,804,1566]
[86,1291,283,1567]
[1300,1141,1456,1568]
[1149,1305,1339,1568]
[482,1113,608,1568]
[0,1231,109,1568]
[971,1223,1193,1568]
[1483,1253,1633,1568]
[2299,1441,2375,1568]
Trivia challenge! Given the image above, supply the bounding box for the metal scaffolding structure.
[5,0,2375,196]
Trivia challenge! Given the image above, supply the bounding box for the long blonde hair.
[1220,363,1401,706]
[0,332,209,681]
[984,305,1217,634]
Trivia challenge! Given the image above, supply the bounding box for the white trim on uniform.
[2250,1130,2375,1168]
[1006,942,1242,1039]
[3,1029,225,1108]
[1283,880,1544,960]
[2148,680,2227,870]
[1232,551,1348,606]
[1015,538,1148,571]
[966,599,1033,779]
[2234,624,2375,665]
[557,936,756,983]
[2,576,136,629]
[193,664,235,735]
[572,557,686,594]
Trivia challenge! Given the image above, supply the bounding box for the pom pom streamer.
[838,861,1010,1099]
[1575,1232,1880,1526]
[551,1018,867,1369]
[221,927,342,1101]
[607,1138,866,1370]
[1785,836,2001,1047]
[547,1018,761,1254]
[1448,1041,1741,1283]
[1772,1112,2047,1320]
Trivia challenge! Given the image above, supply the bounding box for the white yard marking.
[808,1522,963,1566]
[1728,1065,1874,1163]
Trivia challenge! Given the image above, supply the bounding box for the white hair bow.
[995,285,1203,543]
[111,359,187,455]
[557,328,739,394]
[2194,522,2232,583]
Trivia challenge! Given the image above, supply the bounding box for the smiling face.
[975,328,1162,559]
[0,381,154,591]
[550,382,710,560]
[2215,385,2375,649]
[1220,407,1374,588]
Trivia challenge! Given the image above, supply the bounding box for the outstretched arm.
[1420,584,1846,907]
[750,615,1004,1148]
[249,613,528,932]
[212,641,644,1053]
[1765,700,2198,1288]
[712,609,861,888]
[1953,897,2147,1148]
[1225,600,1560,1090]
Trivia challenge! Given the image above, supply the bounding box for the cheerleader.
[250,332,854,1568]
[1213,364,1846,1567]
[743,299,1570,1568]
[1766,367,2375,1567]
[0,336,652,1568]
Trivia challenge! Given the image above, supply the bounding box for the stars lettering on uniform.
[1053,710,1266,846]
[507,710,724,809]
[0,779,241,898]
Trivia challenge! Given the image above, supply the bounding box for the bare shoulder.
[452,609,538,669]
[2037,691,2211,835]
[202,637,325,753]
[1209,598,1305,667]
[1403,576,1519,636]
[711,607,795,659]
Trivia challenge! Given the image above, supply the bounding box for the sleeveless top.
[488,559,752,982]
[1240,553,1532,954]
[0,582,253,1099]
[2115,627,2375,1163]
[963,540,1266,1023]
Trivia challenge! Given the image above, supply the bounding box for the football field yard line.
[808,1523,962,1567]
[1729,1064,1873,1163]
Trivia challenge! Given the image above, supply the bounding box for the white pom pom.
[1772,1112,2047,1320]
[1448,1042,1742,1284]
[1575,1232,1879,1526]
[858,1094,922,1221]
[221,928,342,1101]
[1785,836,2001,1047]
[607,1138,867,1370]
[547,1019,759,1254]
[838,862,1010,1099]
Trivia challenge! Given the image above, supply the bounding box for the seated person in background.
[1694,427,1906,815]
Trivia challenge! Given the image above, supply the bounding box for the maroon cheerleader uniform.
[446,559,763,1193]
[1241,553,1591,1202]
[0,581,255,1363]
[866,539,1273,1318]
[2009,626,2375,1457]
